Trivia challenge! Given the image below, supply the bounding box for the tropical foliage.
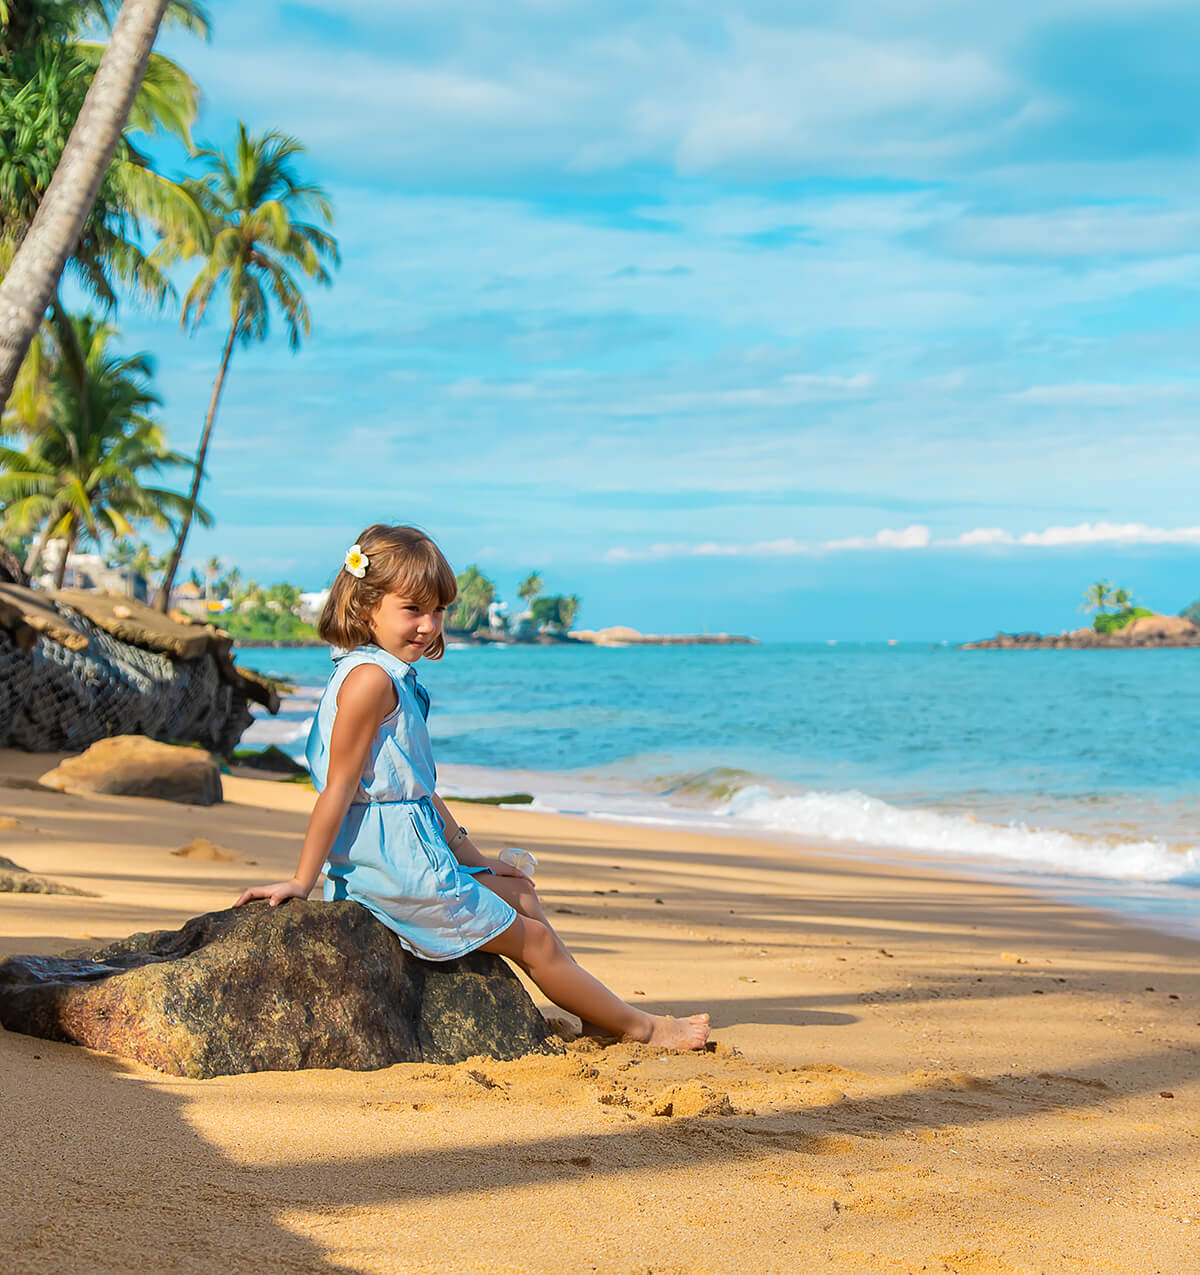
[449,564,495,632]
[155,121,339,607]
[1181,600,1200,625]
[530,593,581,632]
[0,315,207,585]
[0,0,210,408]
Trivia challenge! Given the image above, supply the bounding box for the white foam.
[718,787,1200,886]
[240,716,312,747]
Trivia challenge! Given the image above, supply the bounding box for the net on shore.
[0,584,277,755]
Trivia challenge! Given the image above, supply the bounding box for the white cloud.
[1008,382,1197,406]
[605,521,1200,561]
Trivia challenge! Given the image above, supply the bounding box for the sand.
[1,746,1197,1274]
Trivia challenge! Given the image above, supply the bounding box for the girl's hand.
[489,858,527,879]
[235,878,311,908]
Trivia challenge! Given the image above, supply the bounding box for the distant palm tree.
[1081,580,1114,614]
[1109,586,1133,611]
[0,0,181,410]
[154,122,339,609]
[558,593,581,629]
[204,553,221,604]
[450,565,495,632]
[517,571,544,605]
[0,314,208,584]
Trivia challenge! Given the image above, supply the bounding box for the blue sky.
[107,0,1200,639]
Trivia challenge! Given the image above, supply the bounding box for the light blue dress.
[304,644,517,960]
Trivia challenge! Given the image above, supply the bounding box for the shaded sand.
[0,747,1197,1274]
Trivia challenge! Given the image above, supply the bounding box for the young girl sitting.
[235,524,710,1051]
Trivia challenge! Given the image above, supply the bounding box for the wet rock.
[39,735,222,806]
[0,900,559,1077]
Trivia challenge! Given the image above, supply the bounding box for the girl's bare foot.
[630,1012,710,1051]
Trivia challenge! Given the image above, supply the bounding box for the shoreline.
[1,751,1197,1271]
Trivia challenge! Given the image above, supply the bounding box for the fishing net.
[0,586,274,755]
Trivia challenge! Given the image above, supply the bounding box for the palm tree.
[155,122,339,609]
[558,594,581,629]
[0,2,209,416]
[1109,586,1133,612]
[204,552,221,603]
[0,0,181,411]
[1081,580,1114,615]
[517,572,543,606]
[449,565,495,632]
[0,314,208,584]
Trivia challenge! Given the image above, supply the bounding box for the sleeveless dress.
[304,644,517,960]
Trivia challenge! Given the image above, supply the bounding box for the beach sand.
[1,746,1197,1274]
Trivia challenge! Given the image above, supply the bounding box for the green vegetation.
[0,6,339,610]
[448,792,535,806]
[1093,606,1154,634]
[449,565,495,631]
[1180,601,1200,625]
[447,564,583,639]
[157,123,339,607]
[1080,580,1155,634]
[0,317,207,584]
[530,593,580,631]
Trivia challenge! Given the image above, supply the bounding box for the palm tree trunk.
[52,517,77,590]
[157,319,239,611]
[49,293,90,428]
[0,0,170,415]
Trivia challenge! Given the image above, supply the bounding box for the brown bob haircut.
[318,524,458,659]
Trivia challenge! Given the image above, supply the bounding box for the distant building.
[487,600,509,632]
[299,590,328,624]
[37,543,146,601]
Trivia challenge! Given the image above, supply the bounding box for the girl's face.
[370,591,445,662]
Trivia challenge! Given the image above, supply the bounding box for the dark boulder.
[0,900,559,1077]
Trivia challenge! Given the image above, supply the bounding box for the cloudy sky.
[115,0,1200,639]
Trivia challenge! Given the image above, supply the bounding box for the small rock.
[39,736,222,806]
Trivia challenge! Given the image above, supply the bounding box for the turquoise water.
[239,643,1200,937]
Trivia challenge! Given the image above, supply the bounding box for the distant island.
[447,625,755,647]
[964,581,1200,648]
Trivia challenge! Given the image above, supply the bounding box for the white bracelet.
[448,825,469,848]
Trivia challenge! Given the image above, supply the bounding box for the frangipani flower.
[343,544,369,578]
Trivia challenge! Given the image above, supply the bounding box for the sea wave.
[239,716,313,747]
[716,786,1200,886]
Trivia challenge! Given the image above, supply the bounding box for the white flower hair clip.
[343,543,369,579]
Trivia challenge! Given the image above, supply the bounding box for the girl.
[235,524,710,1051]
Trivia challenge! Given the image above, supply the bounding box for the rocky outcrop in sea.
[962,614,1200,649]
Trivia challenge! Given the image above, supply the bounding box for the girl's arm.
[431,792,524,877]
[235,666,393,907]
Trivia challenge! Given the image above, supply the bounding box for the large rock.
[0,900,559,1077]
[38,735,223,805]
[1120,614,1200,644]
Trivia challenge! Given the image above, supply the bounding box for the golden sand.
[1,747,1197,1274]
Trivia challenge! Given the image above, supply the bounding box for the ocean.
[238,642,1200,940]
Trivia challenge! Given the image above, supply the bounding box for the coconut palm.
[449,565,495,632]
[0,0,186,410]
[1081,581,1114,615]
[154,122,339,609]
[517,571,543,605]
[0,314,208,584]
[0,1,209,412]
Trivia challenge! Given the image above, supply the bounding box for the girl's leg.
[481,913,710,1051]
[480,871,554,931]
